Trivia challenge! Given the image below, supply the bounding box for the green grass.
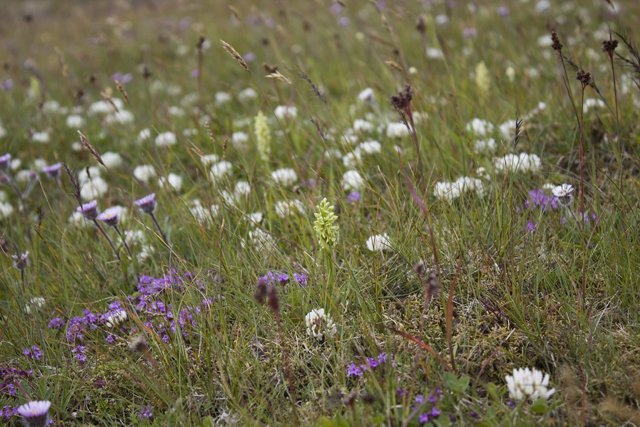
[1,0,640,425]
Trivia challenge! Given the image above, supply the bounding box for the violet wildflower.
[470,411,480,419]
[72,345,87,362]
[526,222,536,233]
[105,334,116,343]
[12,251,29,271]
[347,191,361,204]
[111,72,132,84]
[419,413,430,423]
[0,153,11,170]
[77,200,99,220]
[347,363,363,377]
[497,6,510,16]
[134,193,157,214]
[16,400,51,427]
[23,346,42,361]
[430,407,441,417]
[1,79,12,90]
[397,388,406,398]
[47,318,64,329]
[97,206,121,227]
[415,394,424,403]
[138,406,153,420]
[42,163,63,180]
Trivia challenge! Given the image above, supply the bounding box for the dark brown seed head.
[129,334,149,353]
[263,63,278,74]
[416,16,426,36]
[601,39,618,54]
[576,70,592,87]
[426,269,441,299]
[196,36,205,49]
[413,260,426,278]
[551,31,563,53]
[254,277,269,304]
[267,286,280,314]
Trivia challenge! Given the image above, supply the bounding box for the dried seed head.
[266,71,292,85]
[413,260,426,278]
[267,285,280,314]
[416,16,426,36]
[129,334,149,353]
[143,66,152,79]
[390,83,413,112]
[220,40,249,72]
[263,63,278,74]
[254,277,269,304]
[551,31,563,53]
[601,39,618,54]
[426,269,441,300]
[196,36,205,49]
[576,70,592,88]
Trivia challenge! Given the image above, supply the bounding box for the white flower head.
[66,115,85,128]
[366,233,392,252]
[271,168,298,187]
[274,105,297,120]
[465,118,494,136]
[133,165,157,183]
[353,119,374,133]
[209,161,233,182]
[386,122,409,138]
[159,173,183,192]
[505,368,555,401]
[80,177,109,200]
[552,184,574,198]
[32,131,50,144]
[341,170,365,192]
[274,199,305,218]
[155,131,177,147]
[358,88,375,104]
[101,152,123,169]
[105,309,128,328]
[305,308,337,340]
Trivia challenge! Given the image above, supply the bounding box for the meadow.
[1,0,640,425]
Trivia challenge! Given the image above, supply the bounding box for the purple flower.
[42,163,63,180]
[134,194,157,214]
[16,401,51,426]
[526,221,536,233]
[470,411,480,418]
[77,200,99,220]
[397,388,406,398]
[330,3,343,13]
[463,27,478,38]
[430,407,441,417]
[1,405,17,419]
[347,363,363,377]
[190,69,199,78]
[23,346,42,361]
[105,334,116,343]
[72,346,86,362]
[0,154,11,170]
[338,17,351,26]
[419,413,430,423]
[243,52,256,62]
[97,206,121,227]
[293,273,308,287]
[497,6,510,16]
[138,406,153,420]
[415,394,424,403]
[12,252,29,271]
[347,191,361,204]
[523,189,559,212]
[111,72,132,84]
[48,318,65,329]
[1,79,13,90]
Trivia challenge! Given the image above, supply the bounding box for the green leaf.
[434,416,452,427]
[530,398,548,414]
[201,416,215,427]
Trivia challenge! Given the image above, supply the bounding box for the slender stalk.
[578,87,585,224]
[558,55,580,123]
[93,220,121,262]
[149,212,168,244]
[114,225,133,258]
[609,54,619,122]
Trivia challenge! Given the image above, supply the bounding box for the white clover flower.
[535,0,550,14]
[353,119,374,133]
[215,92,232,104]
[474,138,497,153]
[494,153,540,173]
[105,110,135,125]
[305,308,337,340]
[155,131,177,147]
[360,140,381,154]
[89,98,124,114]
[209,161,233,182]
[231,131,249,149]
[77,166,101,184]
[274,105,297,120]
[133,165,157,183]
[137,128,151,143]
[238,87,258,101]
[183,128,198,137]
[101,152,123,169]
[583,98,605,113]
[499,120,517,140]
[33,158,47,171]
[105,309,128,328]
[66,115,85,128]
[191,204,219,225]
[24,297,45,314]
[274,199,305,218]
[168,106,185,117]
[42,100,61,113]
[159,173,183,192]
[248,228,276,251]
[0,201,13,219]
[434,182,460,201]
[426,47,445,59]
[200,154,219,166]
[366,233,392,252]
[271,168,298,187]
[32,131,50,143]
[235,181,251,198]
[246,212,263,226]
[80,177,109,200]
[358,87,375,104]
[15,170,36,183]
[386,122,409,138]
[124,229,146,246]
[466,118,494,136]
[552,184,574,198]
[138,245,155,263]
[505,368,555,401]
[341,170,365,191]
[342,149,362,168]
